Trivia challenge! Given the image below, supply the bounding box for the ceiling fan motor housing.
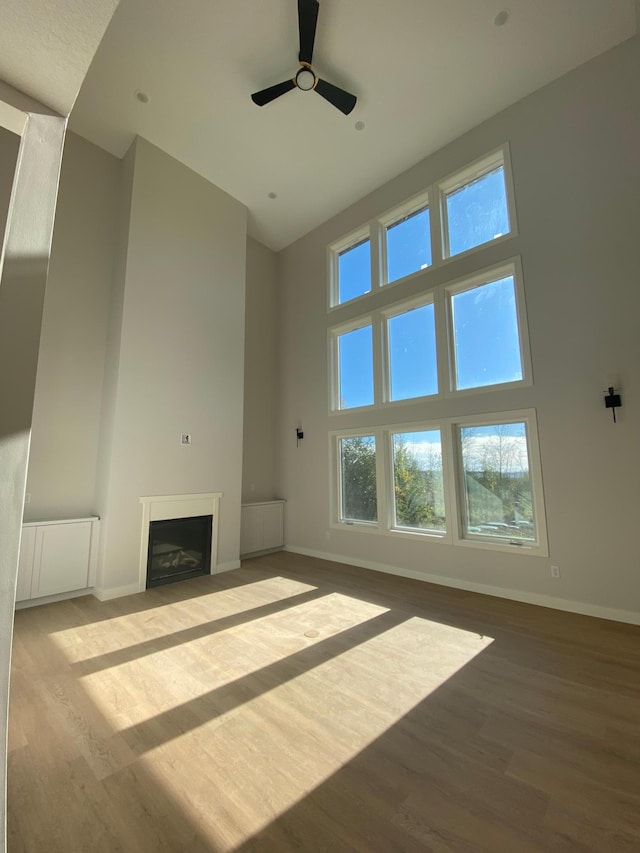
[296,65,316,91]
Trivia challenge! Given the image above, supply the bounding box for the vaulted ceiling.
[1,0,637,250]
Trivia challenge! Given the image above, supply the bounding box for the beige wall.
[277,35,640,622]
[96,137,247,596]
[242,237,280,502]
[25,132,121,521]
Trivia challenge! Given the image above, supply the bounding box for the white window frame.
[439,144,518,262]
[327,145,518,313]
[331,428,382,531]
[378,189,431,287]
[381,291,439,406]
[386,422,453,541]
[329,410,547,556]
[328,225,375,310]
[328,313,375,413]
[329,257,532,413]
[444,257,533,397]
[450,409,548,557]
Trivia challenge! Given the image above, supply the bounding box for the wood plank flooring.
[7,551,640,852]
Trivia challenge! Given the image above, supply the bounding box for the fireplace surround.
[138,493,221,592]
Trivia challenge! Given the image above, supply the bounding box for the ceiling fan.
[251,0,357,115]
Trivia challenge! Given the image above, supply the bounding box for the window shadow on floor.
[8,551,640,851]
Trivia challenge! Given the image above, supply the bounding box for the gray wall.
[277,35,640,622]
[0,112,67,853]
[242,237,280,502]
[25,132,121,521]
[0,121,19,853]
[0,127,18,240]
[96,137,247,596]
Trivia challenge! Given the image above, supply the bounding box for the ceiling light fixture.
[268,192,278,199]
[251,0,357,115]
[135,90,150,104]
[355,121,365,131]
[494,9,510,27]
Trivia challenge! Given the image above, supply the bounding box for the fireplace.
[146,514,212,588]
[139,493,222,593]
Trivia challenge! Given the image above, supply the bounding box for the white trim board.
[15,588,93,610]
[215,560,241,574]
[284,545,640,626]
[94,583,141,602]
[94,561,241,602]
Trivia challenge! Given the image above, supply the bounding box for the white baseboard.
[284,545,640,626]
[93,582,141,602]
[215,559,241,574]
[15,588,93,610]
[93,563,241,601]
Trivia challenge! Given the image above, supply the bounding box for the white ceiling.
[0,0,120,117]
[18,0,640,250]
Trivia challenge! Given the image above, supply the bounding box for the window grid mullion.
[371,309,384,408]
[428,181,444,266]
[376,428,389,532]
[445,422,466,543]
[370,219,383,291]
[434,286,450,398]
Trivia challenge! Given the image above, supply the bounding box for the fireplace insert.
[146,514,212,588]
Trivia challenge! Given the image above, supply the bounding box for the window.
[385,298,438,402]
[338,435,377,523]
[332,320,374,410]
[392,429,445,534]
[447,265,526,392]
[330,230,372,307]
[382,195,432,285]
[327,145,546,557]
[328,146,516,309]
[338,238,371,304]
[330,411,547,555]
[329,259,530,410]
[455,415,545,551]
[440,150,513,259]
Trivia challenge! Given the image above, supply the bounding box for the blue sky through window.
[446,167,509,257]
[338,239,371,304]
[451,276,522,390]
[336,162,519,406]
[338,325,374,408]
[388,303,437,400]
[387,207,431,283]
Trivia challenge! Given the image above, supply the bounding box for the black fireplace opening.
[147,514,212,588]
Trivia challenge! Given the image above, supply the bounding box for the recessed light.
[268,192,278,200]
[135,90,150,104]
[494,9,510,27]
[355,121,365,131]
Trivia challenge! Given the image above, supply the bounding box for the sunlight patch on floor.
[71,592,391,727]
[131,619,493,852]
[48,576,319,663]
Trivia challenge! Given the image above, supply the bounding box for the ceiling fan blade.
[251,79,296,106]
[298,0,319,65]
[314,78,357,115]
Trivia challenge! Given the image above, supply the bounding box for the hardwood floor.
[8,551,640,852]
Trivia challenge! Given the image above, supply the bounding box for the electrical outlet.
[550,564,561,578]
[180,434,192,446]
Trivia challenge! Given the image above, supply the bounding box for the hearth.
[146,514,212,588]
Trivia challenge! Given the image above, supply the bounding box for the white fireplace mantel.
[138,492,222,592]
